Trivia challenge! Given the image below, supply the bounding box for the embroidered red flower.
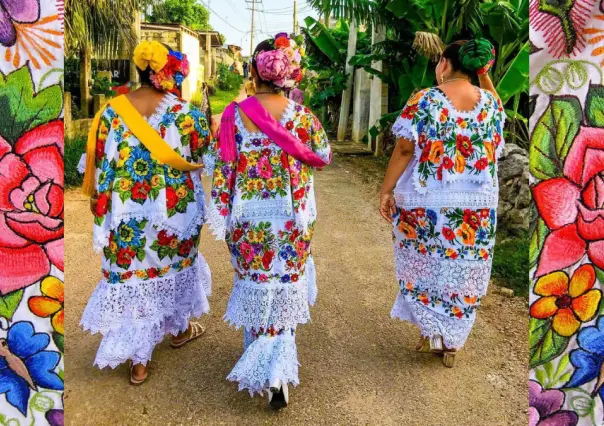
[166,186,179,209]
[419,141,432,163]
[132,181,151,200]
[171,104,183,113]
[442,156,454,170]
[220,192,230,204]
[463,209,481,230]
[456,135,474,158]
[178,239,194,257]
[296,128,309,143]
[293,188,305,200]
[474,157,489,171]
[117,247,136,267]
[94,193,110,217]
[532,127,604,275]
[281,152,289,169]
[442,227,456,241]
[0,121,64,294]
[232,228,244,242]
[285,121,294,131]
[237,153,247,173]
[157,230,173,246]
[147,268,159,278]
[262,250,275,269]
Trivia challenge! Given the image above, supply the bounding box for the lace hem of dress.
[224,274,312,331]
[394,191,499,209]
[231,198,294,220]
[206,195,228,241]
[391,120,416,142]
[391,293,476,349]
[202,152,216,177]
[80,255,212,336]
[227,334,299,396]
[394,246,492,298]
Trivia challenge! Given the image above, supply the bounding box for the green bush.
[492,231,530,298]
[65,136,87,188]
[216,63,242,91]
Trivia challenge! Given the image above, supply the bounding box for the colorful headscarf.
[253,33,305,90]
[133,40,190,97]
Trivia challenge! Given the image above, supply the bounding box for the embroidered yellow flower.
[455,153,466,173]
[109,241,118,253]
[118,147,131,167]
[179,116,195,135]
[169,238,179,249]
[111,117,120,129]
[119,179,131,191]
[181,258,192,268]
[456,223,476,246]
[28,277,64,335]
[176,187,187,198]
[151,175,161,187]
[485,141,495,162]
[398,222,417,239]
[136,270,147,278]
[428,141,444,164]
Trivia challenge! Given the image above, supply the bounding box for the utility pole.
[246,0,256,56]
[293,0,297,34]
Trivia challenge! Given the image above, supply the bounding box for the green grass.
[492,231,530,298]
[210,85,242,115]
[65,136,87,188]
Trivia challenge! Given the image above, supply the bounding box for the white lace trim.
[78,153,87,174]
[232,198,293,219]
[391,118,416,142]
[224,274,312,331]
[147,93,177,130]
[394,246,492,298]
[206,195,229,241]
[202,152,216,177]
[227,334,299,396]
[80,256,212,367]
[306,255,317,306]
[394,191,499,209]
[391,293,476,349]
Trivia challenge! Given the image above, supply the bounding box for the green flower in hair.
[459,38,495,73]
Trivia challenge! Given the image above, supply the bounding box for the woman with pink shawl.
[206,35,331,409]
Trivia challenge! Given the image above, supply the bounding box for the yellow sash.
[82,95,202,197]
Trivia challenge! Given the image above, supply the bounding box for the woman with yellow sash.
[80,41,213,384]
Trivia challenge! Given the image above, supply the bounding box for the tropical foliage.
[304,0,530,148]
[148,0,212,31]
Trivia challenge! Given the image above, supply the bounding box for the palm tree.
[65,0,149,117]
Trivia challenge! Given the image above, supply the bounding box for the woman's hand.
[379,191,396,223]
[210,117,219,139]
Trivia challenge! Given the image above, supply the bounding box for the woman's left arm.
[379,137,414,223]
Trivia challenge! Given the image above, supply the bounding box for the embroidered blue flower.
[235,134,243,144]
[567,317,604,401]
[115,219,143,249]
[126,146,154,183]
[0,322,63,415]
[161,113,176,128]
[427,209,437,224]
[164,165,186,185]
[477,229,487,240]
[97,159,115,193]
[108,272,121,284]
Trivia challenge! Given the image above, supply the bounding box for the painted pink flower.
[256,50,290,87]
[0,120,64,294]
[257,157,273,179]
[532,126,604,276]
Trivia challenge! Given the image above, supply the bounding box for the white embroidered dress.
[207,100,331,394]
[390,87,505,349]
[80,94,212,368]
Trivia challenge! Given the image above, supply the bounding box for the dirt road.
[64,153,528,425]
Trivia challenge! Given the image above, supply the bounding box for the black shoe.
[268,384,289,410]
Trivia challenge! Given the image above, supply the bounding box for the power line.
[198,0,245,33]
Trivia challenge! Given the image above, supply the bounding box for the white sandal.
[170,322,205,349]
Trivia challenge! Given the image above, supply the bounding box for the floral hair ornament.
[133,41,190,97]
[254,33,305,90]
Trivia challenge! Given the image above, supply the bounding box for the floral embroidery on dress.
[394,87,505,193]
[393,206,496,261]
[401,281,482,319]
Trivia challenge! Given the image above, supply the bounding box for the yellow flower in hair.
[133,41,169,72]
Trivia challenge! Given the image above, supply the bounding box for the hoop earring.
[440,74,444,84]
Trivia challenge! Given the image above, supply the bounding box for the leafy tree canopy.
[149,0,212,31]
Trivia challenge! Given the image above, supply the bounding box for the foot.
[129,362,148,385]
[170,322,205,348]
[442,347,458,368]
[415,336,428,351]
[268,382,289,410]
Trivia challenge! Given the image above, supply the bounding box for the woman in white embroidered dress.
[379,39,505,367]
[208,36,331,408]
[80,42,212,384]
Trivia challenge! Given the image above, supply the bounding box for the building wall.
[179,30,201,100]
[140,28,180,51]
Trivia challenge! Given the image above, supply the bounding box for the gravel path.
[64,153,528,425]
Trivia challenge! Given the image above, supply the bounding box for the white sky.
[197,0,320,56]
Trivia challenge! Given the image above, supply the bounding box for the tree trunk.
[80,46,92,118]
[336,19,357,142]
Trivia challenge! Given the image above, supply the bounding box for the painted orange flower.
[28,276,64,335]
[530,264,601,337]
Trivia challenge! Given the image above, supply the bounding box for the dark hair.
[441,40,472,75]
[251,39,281,92]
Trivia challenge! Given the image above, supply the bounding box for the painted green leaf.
[586,85,604,128]
[530,218,550,269]
[0,290,24,321]
[0,65,63,144]
[53,332,64,353]
[530,317,570,368]
[529,97,581,181]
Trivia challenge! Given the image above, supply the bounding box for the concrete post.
[337,19,357,142]
[368,25,386,155]
[93,94,106,115]
[211,47,217,77]
[80,46,92,118]
[64,92,72,139]
[205,33,212,81]
[352,68,371,142]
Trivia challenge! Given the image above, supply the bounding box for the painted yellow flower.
[530,265,601,337]
[179,115,195,135]
[28,277,64,335]
[456,223,476,246]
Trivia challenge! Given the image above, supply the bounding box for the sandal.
[128,361,148,385]
[442,350,457,368]
[415,336,443,354]
[170,322,205,349]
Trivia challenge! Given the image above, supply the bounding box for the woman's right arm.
[379,137,415,223]
[478,73,499,100]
